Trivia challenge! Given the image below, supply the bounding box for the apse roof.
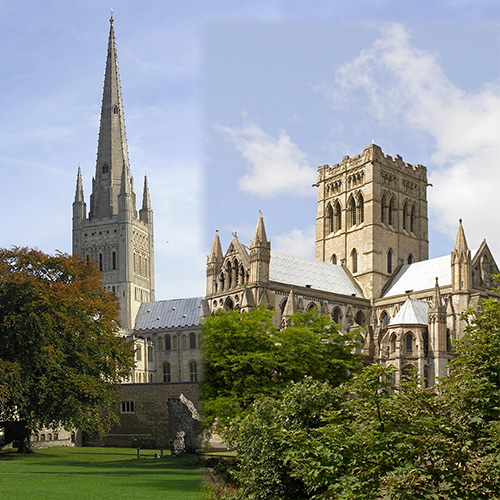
[134,297,205,331]
[389,297,429,326]
[270,251,364,297]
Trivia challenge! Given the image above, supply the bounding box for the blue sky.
[0,1,499,300]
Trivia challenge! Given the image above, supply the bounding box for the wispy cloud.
[323,23,500,257]
[274,225,316,258]
[216,118,316,197]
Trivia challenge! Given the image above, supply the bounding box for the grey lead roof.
[383,255,451,297]
[383,249,478,298]
[389,298,429,326]
[270,251,364,297]
[134,297,205,331]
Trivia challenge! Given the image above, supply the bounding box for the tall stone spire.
[72,16,155,332]
[90,14,131,219]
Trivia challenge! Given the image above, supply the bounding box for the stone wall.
[84,382,199,449]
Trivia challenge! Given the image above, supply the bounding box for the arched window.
[182,335,187,350]
[380,310,390,328]
[189,361,198,382]
[172,335,178,350]
[405,332,413,353]
[388,196,396,227]
[233,259,239,286]
[189,332,196,349]
[387,249,393,274]
[332,307,342,324]
[158,336,163,350]
[351,248,358,273]
[354,311,365,326]
[357,193,364,224]
[381,194,388,223]
[325,203,334,234]
[147,346,153,362]
[390,333,397,354]
[112,251,117,270]
[347,195,356,227]
[224,297,234,311]
[402,201,409,230]
[331,254,337,265]
[334,200,342,232]
[225,261,232,289]
[40,434,45,441]
[407,254,414,265]
[47,433,52,441]
[307,302,317,311]
[163,362,171,383]
[165,335,171,351]
[280,298,288,315]
[136,346,142,361]
[410,204,416,233]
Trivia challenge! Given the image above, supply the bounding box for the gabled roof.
[389,298,428,326]
[269,251,364,297]
[383,255,451,297]
[383,249,480,298]
[134,297,205,331]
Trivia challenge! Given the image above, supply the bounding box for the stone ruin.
[167,394,202,455]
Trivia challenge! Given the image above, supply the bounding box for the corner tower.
[315,144,428,300]
[72,16,155,331]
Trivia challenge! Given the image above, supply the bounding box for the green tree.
[201,306,362,426]
[0,247,135,452]
[284,279,500,499]
[225,379,340,500]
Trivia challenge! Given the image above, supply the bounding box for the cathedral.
[69,17,497,446]
[206,144,499,386]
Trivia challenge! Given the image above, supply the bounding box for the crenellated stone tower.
[315,143,429,300]
[72,16,154,331]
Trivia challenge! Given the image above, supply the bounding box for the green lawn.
[0,446,202,500]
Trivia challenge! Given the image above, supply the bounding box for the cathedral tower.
[316,144,429,300]
[72,16,155,331]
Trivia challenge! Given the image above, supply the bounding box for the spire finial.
[110,8,114,23]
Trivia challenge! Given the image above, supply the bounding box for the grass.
[0,446,202,500]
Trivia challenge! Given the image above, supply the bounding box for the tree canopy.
[201,306,362,426]
[0,247,135,452]
[212,279,500,499]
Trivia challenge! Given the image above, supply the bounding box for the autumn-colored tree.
[0,247,134,452]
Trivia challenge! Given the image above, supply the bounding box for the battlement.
[317,143,427,183]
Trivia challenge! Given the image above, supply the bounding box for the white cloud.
[216,119,316,197]
[324,23,500,259]
[274,225,316,258]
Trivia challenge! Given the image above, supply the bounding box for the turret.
[428,277,448,381]
[206,230,223,295]
[249,211,271,284]
[451,219,471,292]
[72,167,86,223]
[139,176,153,225]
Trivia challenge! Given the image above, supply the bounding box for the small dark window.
[165,335,171,351]
[352,249,358,273]
[121,401,135,413]
[99,253,103,272]
[189,361,198,382]
[189,332,196,349]
[387,250,393,274]
[163,363,171,383]
[112,251,117,270]
[406,333,413,353]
